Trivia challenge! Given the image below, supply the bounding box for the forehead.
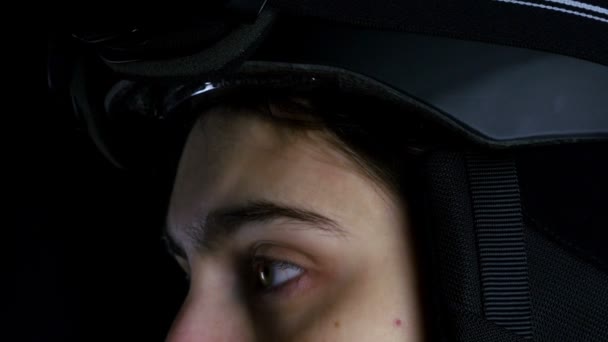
[167,107,391,237]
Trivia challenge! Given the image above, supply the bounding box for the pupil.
[258,263,272,287]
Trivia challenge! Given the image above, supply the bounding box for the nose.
[165,290,255,342]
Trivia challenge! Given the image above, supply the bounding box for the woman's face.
[165,107,423,341]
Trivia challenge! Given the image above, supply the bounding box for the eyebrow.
[163,200,347,257]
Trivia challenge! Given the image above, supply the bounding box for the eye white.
[269,262,303,287]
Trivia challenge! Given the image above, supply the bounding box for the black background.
[8,41,187,341]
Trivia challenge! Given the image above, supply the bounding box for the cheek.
[284,288,409,342]
[291,249,417,341]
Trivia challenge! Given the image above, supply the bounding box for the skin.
[165,105,424,341]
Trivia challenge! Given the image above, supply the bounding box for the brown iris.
[255,261,273,288]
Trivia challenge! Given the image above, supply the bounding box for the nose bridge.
[166,267,256,342]
[166,289,256,342]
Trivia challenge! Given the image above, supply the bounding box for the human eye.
[252,257,305,293]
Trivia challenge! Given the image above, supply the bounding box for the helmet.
[48,1,608,340]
